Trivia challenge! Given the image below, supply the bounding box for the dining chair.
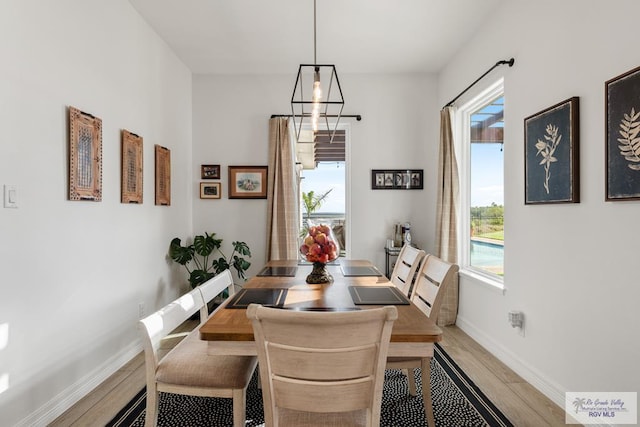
[386,254,459,427]
[197,269,236,320]
[139,282,257,427]
[246,303,398,427]
[389,244,426,296]
[387,245,426,394]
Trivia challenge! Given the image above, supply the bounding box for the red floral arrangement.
[299,224,339,264]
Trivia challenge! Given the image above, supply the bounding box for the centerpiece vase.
[299,222,340,285]
[306,261,333,284]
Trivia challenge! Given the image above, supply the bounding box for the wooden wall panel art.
[155,144,171,206]
[68,106,102,201]
[121,130,143,204]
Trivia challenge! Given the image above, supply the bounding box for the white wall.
[438,0,640,405]
[0,1,192,425]
[192,73,438,273]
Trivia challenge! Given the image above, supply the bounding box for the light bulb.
[312,80,322,102]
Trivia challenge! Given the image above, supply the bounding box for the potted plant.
[168,232,252,289]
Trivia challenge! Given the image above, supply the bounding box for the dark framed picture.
[371,169,423,190]
[228,166,268,199]
[201,164,220,179]
[200,182,221,199]
[524,97,580,204]
[606,66,640,201]
[68,106,102,201]
[155,145,171,206]
[121,130,143,204]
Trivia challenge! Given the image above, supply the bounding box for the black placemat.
[348,286,410,305]
[256,266,298,277]
[341,265,383,277]
[225,288,288,308]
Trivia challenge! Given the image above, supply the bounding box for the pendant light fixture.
[291,0,344,144]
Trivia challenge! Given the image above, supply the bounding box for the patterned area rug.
[107,344,513,427]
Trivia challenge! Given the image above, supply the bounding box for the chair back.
[411,254,459,323]
[197,270,236,321]
[246,304,398,426]
[138,288,204,368]
[390,245,426,296]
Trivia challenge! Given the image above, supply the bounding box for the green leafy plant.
[169,232,251,288]
[301,189,333,236]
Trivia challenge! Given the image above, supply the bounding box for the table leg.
[422,357,435,427]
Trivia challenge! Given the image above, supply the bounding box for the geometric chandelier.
[291,0,344,144]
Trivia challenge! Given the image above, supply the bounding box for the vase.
[299,222,340,284]
[306,261,333,284]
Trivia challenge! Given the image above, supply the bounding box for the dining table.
[199,258,442,426]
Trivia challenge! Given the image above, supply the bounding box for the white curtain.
[266,118,300,260]
[435,107,460,326]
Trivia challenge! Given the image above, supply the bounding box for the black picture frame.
[201,164,220,179]
[524,97,580,204]
[371,169,423,190]
[606,66,640,201]
[200,182,221,199]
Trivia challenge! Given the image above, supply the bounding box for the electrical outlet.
[138,303,145,319]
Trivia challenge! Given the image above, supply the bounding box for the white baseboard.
[16,342,142,427]
[454,316,617,427]
[455,315,566,406]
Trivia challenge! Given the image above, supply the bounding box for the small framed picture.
[524,97,580,204]
[228,166,268,199]
[606,66,640,201]
[201,164,220,179]
[371,169,423,190]
[200,182,221,199]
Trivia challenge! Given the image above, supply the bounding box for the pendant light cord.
[313,0,317,64]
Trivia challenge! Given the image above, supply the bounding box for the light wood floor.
[50,324,571,427]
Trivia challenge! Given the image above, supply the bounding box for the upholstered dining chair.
[386,254,459,427]
[139,276,257,427]
[389,244,426,296]
[246,303,398,427]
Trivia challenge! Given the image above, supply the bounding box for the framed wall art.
[606,65,640,201]
[371,169,423,190]
[121,130,143,204]
[155,145,171,206]
[524,97,580,204]
[68,106,102,201]
[201,164,220,179]
[228,166,268,199]
[200,182,221,199]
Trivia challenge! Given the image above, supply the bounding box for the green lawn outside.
[477,230,504,241]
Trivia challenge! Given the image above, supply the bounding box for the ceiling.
[129,0,503,75]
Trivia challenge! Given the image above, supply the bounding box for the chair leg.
[421,358,435,427]
[145,384,159,427]
[406,368,418,396]
[232,388,246,427]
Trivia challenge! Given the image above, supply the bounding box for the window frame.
[456,79,505,291]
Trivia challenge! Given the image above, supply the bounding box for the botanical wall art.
[68,106,102,201]
[371,169,423,190]
[121,130,143,204]
[201,164,220,179]
[524,97,580,204]
[228,166,268,199]
[606,65,640,201]
[155,145,171,206]
[200,182,221,199]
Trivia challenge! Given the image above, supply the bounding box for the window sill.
[459,268,506,295]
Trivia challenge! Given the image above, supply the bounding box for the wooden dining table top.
[199,259,443,344]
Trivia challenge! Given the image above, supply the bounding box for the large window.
[458,81,504,284]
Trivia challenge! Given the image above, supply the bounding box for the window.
[458,80,504,285]
[295,126,349,257]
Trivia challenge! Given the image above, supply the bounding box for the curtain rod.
[443,58,515,109]
[271,114,362,121]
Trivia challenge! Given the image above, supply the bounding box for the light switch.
[4,185,18,208]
